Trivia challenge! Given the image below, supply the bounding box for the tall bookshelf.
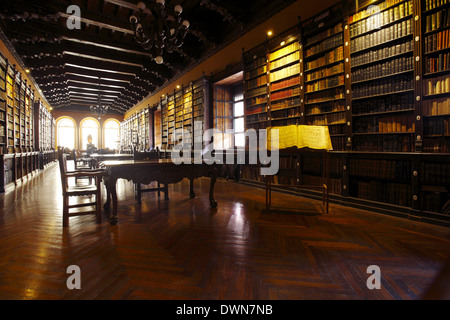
[160,95,168,149]
[419,0,450,221]
[158,76,206,152]
[238,0,450,227]
[6,64,14,153]
[349,0,415,152]
[421,0,450,152]
[167,93,175,149]
[183,84,193,146]
[120,107,152,152]
[13,70,20,150]
[267,29,301,128]
[243,43,269,133]
[0,52,6,150]
[34,99,54,151]
[302,9,347,152]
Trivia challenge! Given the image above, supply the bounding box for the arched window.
[80,118,99,150]
[103,119,120,150]
[56,118,76,150]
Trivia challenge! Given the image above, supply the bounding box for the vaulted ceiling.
[0,0,296,115]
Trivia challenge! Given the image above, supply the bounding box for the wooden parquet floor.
[0,162,449,300]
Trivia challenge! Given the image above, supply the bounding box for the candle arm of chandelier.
[129,1,189,62]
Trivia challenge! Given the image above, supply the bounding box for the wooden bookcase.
[239,0,450,227]
[243,43,269,133]
[119,106,151,152]
[302,9,347,152]
[121,76,208,154]
[0,49,56,192]
[0,52,6,148]
[268,28,301,128]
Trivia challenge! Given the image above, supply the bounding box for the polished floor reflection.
[0,161,449,300]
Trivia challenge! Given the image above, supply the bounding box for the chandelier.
[90,104,108,120]
[129,0,190,64]
[90,78,109,119]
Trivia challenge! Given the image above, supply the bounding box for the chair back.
[134,150,160,161]
[58,153,69,193]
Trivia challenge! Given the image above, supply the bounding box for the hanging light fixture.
[129,0,190,64]
[90,78,109,120]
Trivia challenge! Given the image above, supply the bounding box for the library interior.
[0,0,449,301]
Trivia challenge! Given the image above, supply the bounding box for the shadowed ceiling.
[0,0,296,115]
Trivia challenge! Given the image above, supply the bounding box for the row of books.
[423,136,450,152]
[354,115,415,134]
[270,51,299,70]
[305,47,343,71]
[271,76,300,92]
[349,1,413,38]
[350,38,413,68]
[423,117,450,135]
[245,75,267,90]
[349,0,410,24]
[331,136,346,151]
[352,93,414,115]
[424,0,449,12]
[271,108,297,120]
[304,112,346,125]
[421,191,447,213]
[305,87,345,104]
[246,85,267,98]
[420,162,450,185]
[270,63,300,82]
[269,42,300,62]
[425,52,450,73]
[350,19,412,53]
[277,154,297,171]
[245,65,267,81]
[422,95,450,115]
[353,134,414,152]
[328,124,345,135]
[270,118,297,127]
[351,56,413,83]
[246,56,266,72]
[424,29,450,53]
[349,159,411,180]
[305,74,344,93]
[352,180,412,207]
[271,96,301,110]
[305,34,343,58]
[425,8,450,33]
[306,23,343,47]
[246,113,267,124]
[193,110,202,118]
[305,62,344,82]
[352,75,414,98]
[424,74,450,95]
[246,96,266,107]
[306,101,346,115]
[270,86,301,101]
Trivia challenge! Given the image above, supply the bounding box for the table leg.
[189,178,195,198]
[103,175,118,225]
[109,182,118,225]
[209,169,217,208]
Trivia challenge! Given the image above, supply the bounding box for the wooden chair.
[133,150,169,203]
[72,149,94,183]
[59,153,104,227]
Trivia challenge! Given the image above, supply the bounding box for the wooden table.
[89,153,134,168]
[100,159,218,225]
